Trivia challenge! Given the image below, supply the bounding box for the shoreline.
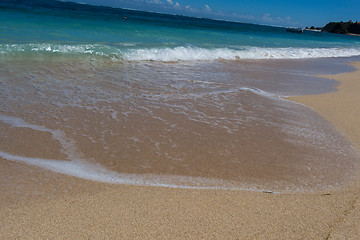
[0,61,360,239]
[1,58,355,193]
[287,61,360,238]
[288,61,360,151]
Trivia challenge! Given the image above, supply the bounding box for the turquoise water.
[1,0,360,61]
[0,0,359,191]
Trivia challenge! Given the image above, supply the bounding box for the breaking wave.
[1,43,360,61]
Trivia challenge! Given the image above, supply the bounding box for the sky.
[69,0,360,27]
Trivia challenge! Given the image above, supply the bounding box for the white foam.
[0,114,276,192]
[0,114,79,160]
[0,43,114,56]
[238,87,279,99]
[2,43,360,61]
[0,150,278,191]
[122,46,360,61]
[110,110,118,120]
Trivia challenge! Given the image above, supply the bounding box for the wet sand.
[0,58,357,192]
[1,62,360,239]
[288,61,360,239]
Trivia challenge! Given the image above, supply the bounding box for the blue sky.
[70,0,360,27]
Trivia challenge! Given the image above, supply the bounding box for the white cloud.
[262,13,272,22]
[204,4,211,12]
[112,0,297,27]
[184,5,194,11]
[261,13,294,25]
[147,0,164,5]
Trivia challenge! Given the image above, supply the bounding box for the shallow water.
[1,0,360,192]
[0,56,358,192]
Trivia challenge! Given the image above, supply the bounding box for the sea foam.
[0,114,270,191]
[122,46,360,61]
[1,44,360,61]
[0,150,270,191]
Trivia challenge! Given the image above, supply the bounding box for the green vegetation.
[305,26,322,31]
[322,21,360,35]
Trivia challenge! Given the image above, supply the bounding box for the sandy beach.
[1,61,360,239]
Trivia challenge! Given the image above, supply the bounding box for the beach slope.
[289,61,360,239]
[1,62,360,239]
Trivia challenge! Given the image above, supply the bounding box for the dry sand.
[288,61,360,239]
[1,62,360,239]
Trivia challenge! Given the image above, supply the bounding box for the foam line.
[0,150,279,192]
[0,114,78,159]
[123,46,360,61]
[0,114,277,192]
[2,44,360,61]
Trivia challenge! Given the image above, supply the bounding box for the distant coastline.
[306,21,360,36]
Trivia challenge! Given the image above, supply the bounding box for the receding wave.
[0,113,273,192]
[1,43,360,61]
[0,150,258,191]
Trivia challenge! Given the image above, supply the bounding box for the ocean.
[1,0,360,192]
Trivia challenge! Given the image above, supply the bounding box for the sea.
[1,0,360,192]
